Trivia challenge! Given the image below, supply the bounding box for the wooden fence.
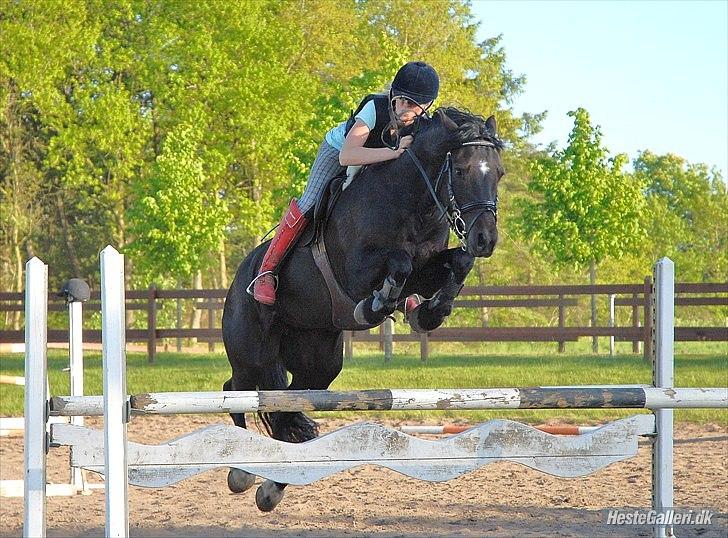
[1,282,726,363]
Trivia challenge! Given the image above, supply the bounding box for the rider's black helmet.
[390,61,439,106]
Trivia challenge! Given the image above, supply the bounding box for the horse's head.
[413,107,505,257]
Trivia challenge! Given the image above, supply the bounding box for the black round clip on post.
[58,278,90,304]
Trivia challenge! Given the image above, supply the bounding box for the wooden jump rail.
[20,249,728,538]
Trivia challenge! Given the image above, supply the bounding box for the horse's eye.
[454,168,464,178]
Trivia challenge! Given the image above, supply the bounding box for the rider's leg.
[252,141,343,305]
[298,141,344,215]
[252,199,308,305]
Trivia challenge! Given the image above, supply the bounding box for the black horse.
[222,107,505,511]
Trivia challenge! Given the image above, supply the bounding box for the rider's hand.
[395,135,414,156]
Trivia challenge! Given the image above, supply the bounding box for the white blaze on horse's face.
[479,161,490,176]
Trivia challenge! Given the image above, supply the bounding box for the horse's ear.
[436,109,458,132]
[485,115,497,137]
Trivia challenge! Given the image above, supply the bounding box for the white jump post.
[23,258,48,538]
[100,246,129,538]
[652,258,674,538]
[65,280,87,492]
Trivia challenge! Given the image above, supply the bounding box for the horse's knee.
[450,250,475,278]
[387,250,413,284]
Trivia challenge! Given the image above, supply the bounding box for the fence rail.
[1,282,726,362]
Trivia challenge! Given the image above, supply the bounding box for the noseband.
[405,141,498,249]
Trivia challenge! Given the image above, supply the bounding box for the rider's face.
[393,97,431,125]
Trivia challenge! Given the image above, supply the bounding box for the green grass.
[2,347,726,425]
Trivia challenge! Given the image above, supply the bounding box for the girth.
[311,231,380,331]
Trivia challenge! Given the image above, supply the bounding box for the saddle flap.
[304,173,347,246]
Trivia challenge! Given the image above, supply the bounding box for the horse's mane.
[416,106,504,151]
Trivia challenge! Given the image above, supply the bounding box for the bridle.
[405,141,499,249]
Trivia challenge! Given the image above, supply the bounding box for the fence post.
[147,284,157,364]
[420,332,429,362]
[176,291,182,352]
[383,317,393,362]
[207,302,215,353]
[558,293,566,353]
[608,294,615,356]
[644,276,654,362]
[632,292,641,353]
[344,331,353,360]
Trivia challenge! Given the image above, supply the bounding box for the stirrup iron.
[245,271,278,296]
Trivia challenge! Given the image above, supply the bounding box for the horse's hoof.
[255,480,285,512]
[227,468,256,493]
[353,298,370,325]
[354,297,386,325]
[408,303,429,333]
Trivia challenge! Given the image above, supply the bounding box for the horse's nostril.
[477,233,487,249]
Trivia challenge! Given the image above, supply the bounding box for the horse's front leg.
[353,249,412,326]
[408,248,475,333]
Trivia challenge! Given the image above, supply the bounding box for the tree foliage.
[127,122,229,281]
[0,0,724,309]
[515,108,645,276]
[633,151,726,281]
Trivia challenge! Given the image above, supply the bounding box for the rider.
[252,61,440,305]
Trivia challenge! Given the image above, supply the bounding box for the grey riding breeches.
[298,141,344,214]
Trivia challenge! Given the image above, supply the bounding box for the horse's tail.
[257,360,288,438]
[256,325,319,443]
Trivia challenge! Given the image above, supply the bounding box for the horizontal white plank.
[0,480,82,498]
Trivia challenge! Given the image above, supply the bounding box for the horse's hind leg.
[255,329,344,512]
[223,375,257,493]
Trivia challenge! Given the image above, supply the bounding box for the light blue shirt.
[324,100,378,150]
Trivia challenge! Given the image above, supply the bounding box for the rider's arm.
[339,120,411,166]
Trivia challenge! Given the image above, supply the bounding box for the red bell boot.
[252,199,309,305]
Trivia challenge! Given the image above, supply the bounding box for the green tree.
[0,0,538,296]
[633,151,727,282]
[516,108,645,350]
[127,122,229,283]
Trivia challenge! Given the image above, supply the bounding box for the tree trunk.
[12,238,22,330]
[590,260,598,353]
[116,211,135,327]
[189,271,203,346]
[54,191,83,276]
[219,238,228,289]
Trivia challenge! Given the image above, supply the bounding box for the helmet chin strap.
[381,95,402,150]
[384,94,432,150]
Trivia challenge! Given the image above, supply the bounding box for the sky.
[470,0,728,179]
